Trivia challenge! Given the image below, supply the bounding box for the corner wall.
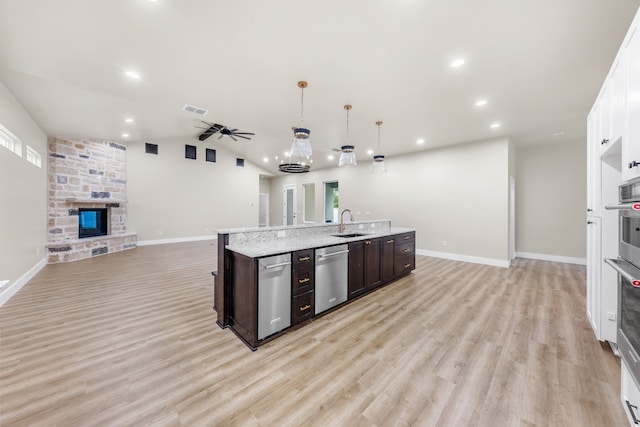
[515,139,587,261]
[270,138,511,265]
[126,138,272,243]
[0,79,47,304]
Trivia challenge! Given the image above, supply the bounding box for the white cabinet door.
[587,216,601,340]
[624,26,640,182]
[610,55,625,145]
[587,110,602,217]
[598,82,612,153]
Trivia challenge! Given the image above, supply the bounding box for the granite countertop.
[226,227,414,258]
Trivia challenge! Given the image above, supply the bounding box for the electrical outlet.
[36,247,40,255]
[607,312,616,321]
[277,230,286,238]
[442,241,447,246]
[158,230,163,235]
[358,224,364,229]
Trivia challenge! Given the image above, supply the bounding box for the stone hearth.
[46,137,136,263]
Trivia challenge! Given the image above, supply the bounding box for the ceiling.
[0,0,638,173]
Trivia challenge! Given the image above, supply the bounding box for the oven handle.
[604,204,635,210]
[604,258,638,283]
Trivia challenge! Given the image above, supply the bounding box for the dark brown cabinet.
[381,236,395,283]
[291,249,314,325]
[395,232,415,277]
[348,237,381,299]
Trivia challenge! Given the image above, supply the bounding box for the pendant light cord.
[300,87,304,127]
[346,108,350,143]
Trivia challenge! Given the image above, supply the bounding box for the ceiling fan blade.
[229,135,238,142]
[235,134,251,140]
[218,134,224,139]
[234,132,255,136]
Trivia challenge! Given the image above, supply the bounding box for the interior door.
[258,193,269,227]
[283,184,296,226]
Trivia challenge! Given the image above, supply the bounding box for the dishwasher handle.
[262,261,292,270]
[318,249,349,260]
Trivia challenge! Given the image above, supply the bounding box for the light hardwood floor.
[0,241,628,426]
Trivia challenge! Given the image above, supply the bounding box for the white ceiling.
[0,0,638,173]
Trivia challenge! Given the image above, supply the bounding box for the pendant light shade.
[338,145,357,166]
[371,121,387,173]
[338,105,357,167]
[280,81,312,173]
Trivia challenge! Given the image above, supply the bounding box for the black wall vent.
[236,158,245,167]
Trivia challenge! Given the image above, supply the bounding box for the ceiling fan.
[196,121,255,142]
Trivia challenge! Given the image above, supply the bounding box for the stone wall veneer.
[46,137,136,263]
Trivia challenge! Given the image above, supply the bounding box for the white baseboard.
[515,251,587,265]
[0,258,47,307]
[416,249,511,268]
[137,235,217,247]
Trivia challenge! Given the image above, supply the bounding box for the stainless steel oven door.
[605,258,640,391]
[605,205,640,268]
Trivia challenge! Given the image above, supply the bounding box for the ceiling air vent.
[183,104,208,116]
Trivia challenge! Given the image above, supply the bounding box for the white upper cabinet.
[598,82,612,154]
[610,55,625,146]
[624,24,640,182]
[587,108,602,216]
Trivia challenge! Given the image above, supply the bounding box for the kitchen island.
[215,220,415,350]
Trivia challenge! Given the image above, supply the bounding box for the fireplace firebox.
[78,208,108,238]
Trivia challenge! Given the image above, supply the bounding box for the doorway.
[258,193,269,227]
[324,181,339,223]
[283,184,297,226]
[509,176,516,261]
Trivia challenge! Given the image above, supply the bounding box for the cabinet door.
[624,26,640,182]
[348,241,365,298]
[586,110,602,217]
[586,216,602,340]
[610,55,625,145]
[364,238,381,290]
[598,82,612,153]
[381,237,395,283]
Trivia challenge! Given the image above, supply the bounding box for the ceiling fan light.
[338,145,357,166]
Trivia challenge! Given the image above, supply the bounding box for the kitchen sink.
[332,233,369,238]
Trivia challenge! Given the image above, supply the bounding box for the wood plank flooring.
[0,241,628,426]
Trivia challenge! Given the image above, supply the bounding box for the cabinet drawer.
[395,241,415,257]
[292,249,314,270]
[292,269,314,295]
[292,291,314,325]
[395,232,415,246]
[395,256,415,276]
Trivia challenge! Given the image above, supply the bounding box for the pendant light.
[338,104,357,166]
[371,120,387,173]
[280,81,311,173]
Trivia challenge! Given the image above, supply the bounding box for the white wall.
[515,140,586,260]
[270,138,511,265]
[127,138,272,242]
[0,79,47,302]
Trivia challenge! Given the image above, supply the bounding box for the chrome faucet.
[339,209,354,234]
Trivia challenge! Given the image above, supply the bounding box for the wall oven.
[606,178,640,404]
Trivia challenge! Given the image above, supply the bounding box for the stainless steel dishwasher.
[258,253,292,340]
[315,244,349,315]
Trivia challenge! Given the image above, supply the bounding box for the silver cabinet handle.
[319,250,349,259]
[263,261,292,270]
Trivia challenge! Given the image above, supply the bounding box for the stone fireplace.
[46,137,136,263]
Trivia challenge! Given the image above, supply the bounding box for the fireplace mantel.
[65,198,127,206]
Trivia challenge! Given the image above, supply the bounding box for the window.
[26,145,42,168]
[0,124,22,156]
[185,144,196,160]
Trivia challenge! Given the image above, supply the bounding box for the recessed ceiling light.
[553,131,565,136]
[125,71,140,79]
[366,149,373,155]
[148,0,159,2]
[450,58,465,68]
[475,99,488,107]
[328,154,334,161]
[490,123,501,129]
[417,139,425,145]
[122,133,129,138]
[284,150,290,157]
[125,118,134,123]
[263,157,269,163]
